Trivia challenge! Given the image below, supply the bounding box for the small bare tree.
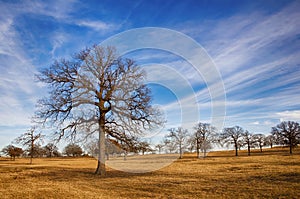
[165,127,188,159]
[136,141,152,155]
[219,126,244,156]
[253,134,265,152]
[64,143,83,157]
[271,121,300,154]
[44,143,59,157]
[163,138,177,154]
[35,45,163,175]
[192,122,217,158]
[15,127,43,164]
[242,131,254,156]
[1,145,23,160]
[265,134,276,148]
[155,143,164,154]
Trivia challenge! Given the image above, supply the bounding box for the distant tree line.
[1,121,299,162]
[155,120,300,157]
[1,143,61,160]
[83,136,154,160]
[1,134,155,162]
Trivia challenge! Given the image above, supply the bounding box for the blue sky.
[0,0,299,149]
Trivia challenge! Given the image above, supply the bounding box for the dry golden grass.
[0,147,299,199]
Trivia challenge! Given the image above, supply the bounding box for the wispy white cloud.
[223,51,300,97]
[0,2,42,129]
[162,1,300,133]
[50,31,70,58]
[207,2,300,74]
[19,0,78,21]
[75,20,116,31]
[276,110,300,122]
[250,121,260,125]
[0,0,122,134]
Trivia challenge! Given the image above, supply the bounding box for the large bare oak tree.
[36,45,163,175]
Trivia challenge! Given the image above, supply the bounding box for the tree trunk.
[235,142,238,156]
[95,118,106,176]
[196,139,200,158]
[260,146,263,152]
[203,139,207,158]
[247,144,250,156]
[289,144,292,154]
[179,142,183,159]
[30,139,34,164]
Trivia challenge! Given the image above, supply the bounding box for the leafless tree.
[155,143,164,154]
[165,127,188,159]
[191,122,217,158]
[264,134,276,148]
[64,143,83,157]
[219,126,244,156]
[15,127,43,164]
[28,144,46,157]
[136,141,152,155]
[163,138,177,154]
[271,121,300,154]
[253,134,265,152]
[242,131,255,156]
[35,45,163,175]
[44,143,59,157]
[1,145,23,160]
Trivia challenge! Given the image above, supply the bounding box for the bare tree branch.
[35,45,164,175]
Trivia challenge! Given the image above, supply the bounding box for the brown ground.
[0,147,299,198]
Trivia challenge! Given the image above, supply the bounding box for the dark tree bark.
[234,141,238,156]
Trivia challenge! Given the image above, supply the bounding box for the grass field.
[0,147,299,198]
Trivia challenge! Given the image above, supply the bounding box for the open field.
[0,148,299,198]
